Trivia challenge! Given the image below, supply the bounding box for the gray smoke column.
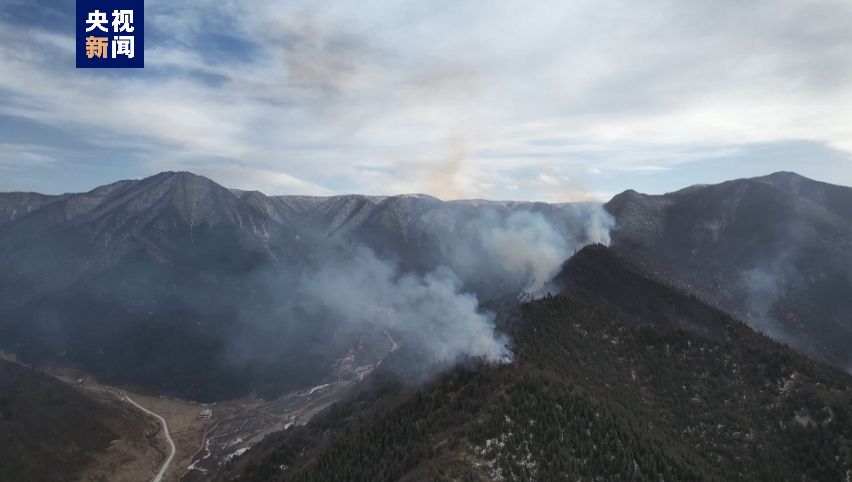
[741,266,785,339]
[478,206,616,293]
[302,245,512,363]
[481,211,570,292]
[739,259,813,356]
[584,204,616,245]
[292,204,616,369]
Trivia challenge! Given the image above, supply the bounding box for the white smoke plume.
[302,245,512,364]
[241,203,616,377]
[481,211,570,292]
[584,205,616,246]
[474,205,616,294]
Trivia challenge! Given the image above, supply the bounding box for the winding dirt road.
[385,330,398,352]
[123,394,176,482]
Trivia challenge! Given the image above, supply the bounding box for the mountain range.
[0,172,604,401]
[1,171,851,481]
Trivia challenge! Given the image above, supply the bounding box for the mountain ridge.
[605,171,852,373]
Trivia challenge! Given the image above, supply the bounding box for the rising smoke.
[467,204,616,294]
[738,256,825,364]
[480,211,570,293]
[741,265,786,339]
[302,245,512,364]
[584,204,616,245]
[287,204,616,369]
[0,183,617,400]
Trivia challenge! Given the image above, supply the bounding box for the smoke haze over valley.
[0,172,617,401]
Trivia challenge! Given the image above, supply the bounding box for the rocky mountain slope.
[605,172,852,372]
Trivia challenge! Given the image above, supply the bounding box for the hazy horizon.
[0,169,844,204]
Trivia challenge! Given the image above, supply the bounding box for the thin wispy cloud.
[0,0,850,198]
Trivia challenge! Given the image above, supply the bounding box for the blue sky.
[1,0,851,201]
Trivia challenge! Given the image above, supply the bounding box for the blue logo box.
[76,0,144,68]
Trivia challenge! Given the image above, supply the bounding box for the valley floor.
[0,325,400,482]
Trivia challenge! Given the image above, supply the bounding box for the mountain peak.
[155,170,207,180]
[755,171,807,181]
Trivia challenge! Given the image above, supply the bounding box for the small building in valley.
[198,409,213,419]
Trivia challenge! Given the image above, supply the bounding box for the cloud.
[538,174,559,186]
[1,0,852,197]
[146,160,335,195]
[0,144,58,168]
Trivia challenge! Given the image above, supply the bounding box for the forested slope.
[226,247,852,482]
[0,359,148,482]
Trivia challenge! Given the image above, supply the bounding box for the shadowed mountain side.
[604,171,852,372]
[0,359,149,482]
[552,244,734,341]
[0,192,68,226]
[754,171,852,224]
